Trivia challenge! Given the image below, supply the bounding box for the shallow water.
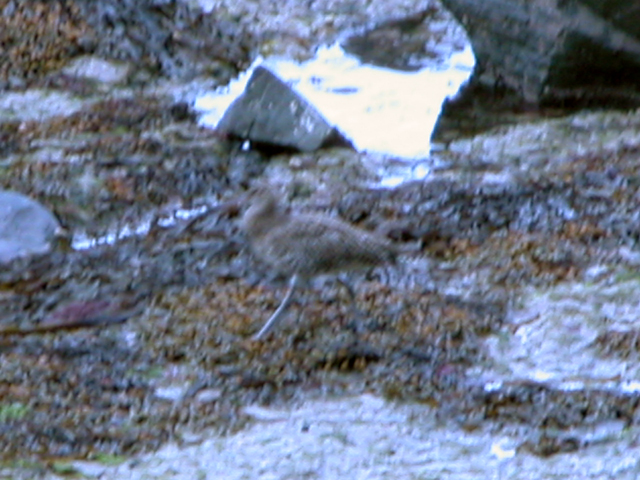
[194,42,474,182]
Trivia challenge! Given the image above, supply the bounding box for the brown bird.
[242,186,405,339]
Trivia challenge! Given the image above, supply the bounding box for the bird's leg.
[253,274,299,340]
[336,275,367,320]
[335,275,356,303]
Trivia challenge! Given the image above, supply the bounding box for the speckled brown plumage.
[243,189,398,279]
[242,187,402,339]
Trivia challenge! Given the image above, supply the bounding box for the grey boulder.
[218,66,353,152]
[0,190,62,263]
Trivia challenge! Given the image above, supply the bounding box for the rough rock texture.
[0,190,61,263]
[218,66,353,153]
[439,0,640,106]
[0,0,256,87]
[341,7,442,71]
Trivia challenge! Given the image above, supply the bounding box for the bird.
[241,185,407,340]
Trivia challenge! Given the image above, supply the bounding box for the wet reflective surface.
[2,1,640,479]
[195,43,474,162]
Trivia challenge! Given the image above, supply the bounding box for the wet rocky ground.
[1,0,640,478]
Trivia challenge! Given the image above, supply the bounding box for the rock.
[62,56,131,84]
[342,8,438,71]
[217,66,353,153]
[439,0,640,107]
[0,191,61,263]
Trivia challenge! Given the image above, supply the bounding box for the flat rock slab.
[218,66,353,152]
[0,190,60,263]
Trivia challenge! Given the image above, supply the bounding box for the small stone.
[218,66,353,152]
[0,190,61,263]
[195,388,222,404]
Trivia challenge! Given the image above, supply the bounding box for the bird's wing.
[265,215,396,275]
